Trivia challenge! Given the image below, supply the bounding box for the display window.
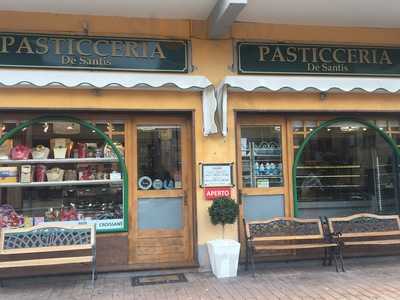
[240,126,283,188]
[0,116,127,232]
[137,126,182,190]
[293,118,399,218]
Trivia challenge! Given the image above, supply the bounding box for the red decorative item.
[11,144,31,160]
[79,166,94,180]
[34,164,47,182]
[77,143,87,158]
[61,207,78,221]
[0,204,23,228]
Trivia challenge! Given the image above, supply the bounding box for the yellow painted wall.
[1,11,400,248]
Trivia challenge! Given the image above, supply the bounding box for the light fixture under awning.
[217,75,400,136]
[0,69,218,136]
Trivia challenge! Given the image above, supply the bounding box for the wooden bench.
[326,213,400,271]
[244,217,341,276]
[0,223,96,287]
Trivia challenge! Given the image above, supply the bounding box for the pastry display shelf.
[297,184,361,188]
[297,165,360,169]
[0,179,123,188]
[0,157,119,165]
[297,175,361,178]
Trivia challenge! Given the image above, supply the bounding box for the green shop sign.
[0,33,189,72]
[237,42,400,76]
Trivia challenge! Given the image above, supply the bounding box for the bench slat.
[251,235,324,241]
[254,243,337,251]
[344,239,400,246]
[0,256,93,268]
[339,231,400,238]
[0,244,92,255]
[327,214,400,238]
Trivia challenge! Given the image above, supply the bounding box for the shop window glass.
[138,197,183,229]
[293,135,304,150]
[241,126,283,188]
[296,120,398,218]
[0,119,125,232]
[292,120,304,133]
[376,120,388,132]
[389,120,400,132]
[391,133,400,146]
[305,120,317,133]
[243,194,284,221]
[137,126,182,190]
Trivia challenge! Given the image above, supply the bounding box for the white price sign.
[202,163,233,187]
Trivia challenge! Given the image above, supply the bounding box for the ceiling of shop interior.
[0,0,400,28]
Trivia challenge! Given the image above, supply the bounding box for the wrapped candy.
[60,206,78,221]
[0,204,24,228]
[10,144,31,160]
[35,164,47,182]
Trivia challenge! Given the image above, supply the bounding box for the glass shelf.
[297,175,360,178]
[297,165,360,169]
[0,179,122,188]
[298,185,361,188]
[0,157,119,165]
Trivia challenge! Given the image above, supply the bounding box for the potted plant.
[207,197,240,278]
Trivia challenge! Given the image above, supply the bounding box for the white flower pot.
[207,239,240,278]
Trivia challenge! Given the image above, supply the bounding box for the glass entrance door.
[129,116,193,265]
[237,115,290,227]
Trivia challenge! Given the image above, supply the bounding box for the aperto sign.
[237,42,400,76]
[0,33,189,72]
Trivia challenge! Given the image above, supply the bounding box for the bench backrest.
[327,213,400,238]
[244,217,325,241]
[0,223,95,254]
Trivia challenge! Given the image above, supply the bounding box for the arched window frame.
[0,115,128,233]
[292,117,400,217]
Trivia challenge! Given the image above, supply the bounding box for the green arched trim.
[292,117,400,217]
[0,115,128,233]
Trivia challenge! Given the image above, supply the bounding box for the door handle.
[183,190,188,206]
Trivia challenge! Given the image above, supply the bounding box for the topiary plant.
[208,197,239,239]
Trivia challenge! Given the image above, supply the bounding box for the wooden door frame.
[235,113,290,247]
[128,114,194,265]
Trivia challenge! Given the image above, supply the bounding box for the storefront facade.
[1,8,400,274]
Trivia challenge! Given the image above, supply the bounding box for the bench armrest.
[327,231,343,245]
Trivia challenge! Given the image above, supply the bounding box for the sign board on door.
[204,187,232,200]
[200,163,233,187]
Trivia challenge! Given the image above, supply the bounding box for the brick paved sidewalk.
[2,256,400,300]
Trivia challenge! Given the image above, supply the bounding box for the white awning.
[0,69,218,136]
[217,75,400,136]
[220,75,400,93]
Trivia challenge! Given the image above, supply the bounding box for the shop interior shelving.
[0,157,119,164]
[296,165,361,189]
[0,179,123,188]
[0,157,122,187]
[242,142,283,188]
